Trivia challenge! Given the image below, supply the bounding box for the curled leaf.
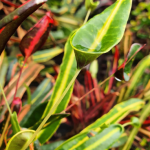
[70,0,132,68]
[6,130,35,150]
[85,0,100,11]
[131,117,140,128]
[19,11,54,58]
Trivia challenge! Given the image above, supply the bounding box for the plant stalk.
[0,83,12,115]
[122,99,150,150]
[83,9,91,24]
[21,69,81,150]
[13,57,27,101]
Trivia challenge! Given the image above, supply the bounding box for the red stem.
[62,87,97,113]
[1,0,19,8]
[13,57,28,101]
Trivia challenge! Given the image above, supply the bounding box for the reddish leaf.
[1,0,19,8]
[19,11,54,57]
[84,71,96,106]
[0,0,46,55]
[0,0,46,29]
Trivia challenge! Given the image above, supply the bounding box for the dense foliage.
[0,0,150,150]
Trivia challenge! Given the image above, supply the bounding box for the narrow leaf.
[37,31,77,144]
[10,112,21,134]
[32,47,63,63]
[0,52,8,94]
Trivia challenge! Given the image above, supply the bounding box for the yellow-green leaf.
[71,0,132,68]
[6,130,35,150]
[55,98,144,149]
[56,124,124,150]
[32,47,63,63]
[38,32,77,144]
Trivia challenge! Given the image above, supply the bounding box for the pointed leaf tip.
[19,11,54,58]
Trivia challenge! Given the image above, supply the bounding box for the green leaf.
[10,112,21,134]
[38,31,77,144]
[55,99,144,149]
[83,98,144,132]
[0,52,8,94]
[123,55,150,100]
[111,133,128,148]
[24,84,32,104]
[70,0,132,68]
[21,100,70,129]
[131,117,140,128]
[56,124,124,150]
[85,0,99,11]
[89,60,98,78]
[41,140,64,150]
[20,78,53,126]
[5,130,35,150]
[32,47,63,63]
[124,43,142,77]
[34,140,42,150]
[114,43,142,81]
[33,113,70,130]
[21,101,48,128]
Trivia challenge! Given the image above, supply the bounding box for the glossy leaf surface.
[83,98,143,131]
[57,124,124,150]
[0,0,47,29]
[5,130,35,150]
[19,12,54,57]
[56,99,144,149]
[111,133,128,148]
[32,113,70,130]
[71,0,132,68]
[0,0,46,55]
[32,47,63,63]
[41,140,64,150]
[38,32,77,144]
[78,124,123,150]
[21,101,69,130]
